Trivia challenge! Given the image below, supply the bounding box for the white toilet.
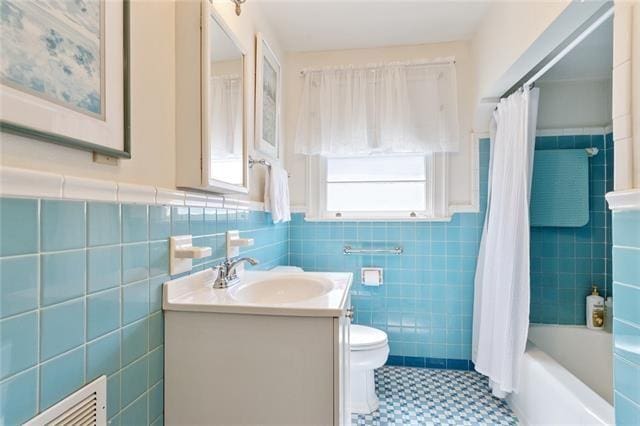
[270,266,390,414]
[350,325,390,414]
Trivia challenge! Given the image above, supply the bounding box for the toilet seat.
[351,325,388,351]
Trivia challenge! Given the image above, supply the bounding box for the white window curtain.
[472,86,540,398]
[209,74,242,159]
[294,59,459,156]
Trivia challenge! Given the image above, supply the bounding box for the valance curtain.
[294,59,459,157]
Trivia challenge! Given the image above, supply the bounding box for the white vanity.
[163,269,353,425]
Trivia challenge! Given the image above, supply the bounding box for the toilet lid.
[350,325,388,351]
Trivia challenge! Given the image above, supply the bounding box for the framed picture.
[0,0,130,158]
[254,32,280,159]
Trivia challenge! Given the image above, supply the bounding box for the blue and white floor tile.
[351,366,518,426]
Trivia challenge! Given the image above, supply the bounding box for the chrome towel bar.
[248,155,291,178]
[343,245,403,255]
[248,156,272,168]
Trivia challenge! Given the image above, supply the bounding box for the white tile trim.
[0,166,63,199]
[606,189,640,211]
[224,197,252,211]
[117,183,156,205]
[63,176,118,202]
[206,195,224,208]
[0,166,270,211]
[155,188,186,206]
[184,192,207,207]
[535,127,612,137]
[613,114,632,141]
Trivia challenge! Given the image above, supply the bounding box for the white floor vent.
[25,376,107,426]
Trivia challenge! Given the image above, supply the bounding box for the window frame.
[305,154,450,221]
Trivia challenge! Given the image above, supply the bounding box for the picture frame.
[0,0,131,158]
[254,32,280,159]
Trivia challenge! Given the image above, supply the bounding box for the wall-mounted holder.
[170,235,212,275]
[361,267,383,286]
[344,245,403,255]
[226,230,254,258]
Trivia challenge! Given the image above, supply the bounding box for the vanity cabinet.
[163,270,353,425]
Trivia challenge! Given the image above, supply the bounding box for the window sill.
[302,215,453,223]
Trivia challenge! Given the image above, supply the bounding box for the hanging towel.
[264,165,291,223]
[530,149,589,227]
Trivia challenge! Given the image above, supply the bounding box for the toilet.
[270,266,390,414]
[350,325,390,414]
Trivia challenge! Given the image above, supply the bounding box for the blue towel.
[530,149,589,227]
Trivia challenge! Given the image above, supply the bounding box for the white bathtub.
[508,324,614,425]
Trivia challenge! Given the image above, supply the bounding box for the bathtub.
[508,324,614,425]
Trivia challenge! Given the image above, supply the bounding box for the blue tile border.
[0,198,289,426]
[385,356,473,371]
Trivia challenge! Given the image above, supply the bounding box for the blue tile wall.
[530,133,614,325]
[612,210,640,424]
[287,139,490,365]
[0,199,287,425]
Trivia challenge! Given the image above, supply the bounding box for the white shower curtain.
[472,86,539,398]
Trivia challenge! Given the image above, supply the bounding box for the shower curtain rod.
[500,1,613,99]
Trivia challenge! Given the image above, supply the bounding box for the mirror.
[204,10,247,191]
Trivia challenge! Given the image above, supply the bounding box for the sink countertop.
[163,269,353,317]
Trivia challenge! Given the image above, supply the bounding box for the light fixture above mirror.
[231,0,246,16]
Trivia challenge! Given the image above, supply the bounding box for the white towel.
[264,165,291,223]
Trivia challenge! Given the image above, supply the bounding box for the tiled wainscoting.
[288,140,490,365]
[530,133,614,325]
[0,199,287,425]
[612,209,640,424]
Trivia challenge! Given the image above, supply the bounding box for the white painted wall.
[207,1,286,201]
[611,0,639,191]
[1,0,623,203]
[471,1,609,132]
[283,41,478,211]
[0,0,177,188]
[633,1,640,190]
[537,78,612,129]
[0,0,285,202]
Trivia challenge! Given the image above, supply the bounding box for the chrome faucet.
[213,257,259,289]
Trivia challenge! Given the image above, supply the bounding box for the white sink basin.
[230,275,334,304]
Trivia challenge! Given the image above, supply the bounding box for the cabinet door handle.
[346,306,354,319]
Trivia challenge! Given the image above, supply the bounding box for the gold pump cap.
[591,285,600,296]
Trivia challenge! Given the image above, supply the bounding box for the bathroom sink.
[163,269,352,317]
[230,275,334,304]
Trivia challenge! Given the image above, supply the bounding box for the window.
[303,137,482,222]
[304,155,437,220]
[326,155,428,213]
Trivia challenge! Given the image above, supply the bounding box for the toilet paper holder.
[361,267,383,286]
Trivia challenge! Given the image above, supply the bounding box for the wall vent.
[25,376,106,426]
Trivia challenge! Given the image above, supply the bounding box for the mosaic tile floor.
[351,366,519,426]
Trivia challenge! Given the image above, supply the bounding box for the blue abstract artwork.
[0,0,103,117]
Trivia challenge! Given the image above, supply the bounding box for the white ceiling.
[255,1,491,52]
[539,16,613,82]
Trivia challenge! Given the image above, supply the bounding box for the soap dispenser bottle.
[586,285,605,330]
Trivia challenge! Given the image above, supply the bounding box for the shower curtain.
[472,86,539,398]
